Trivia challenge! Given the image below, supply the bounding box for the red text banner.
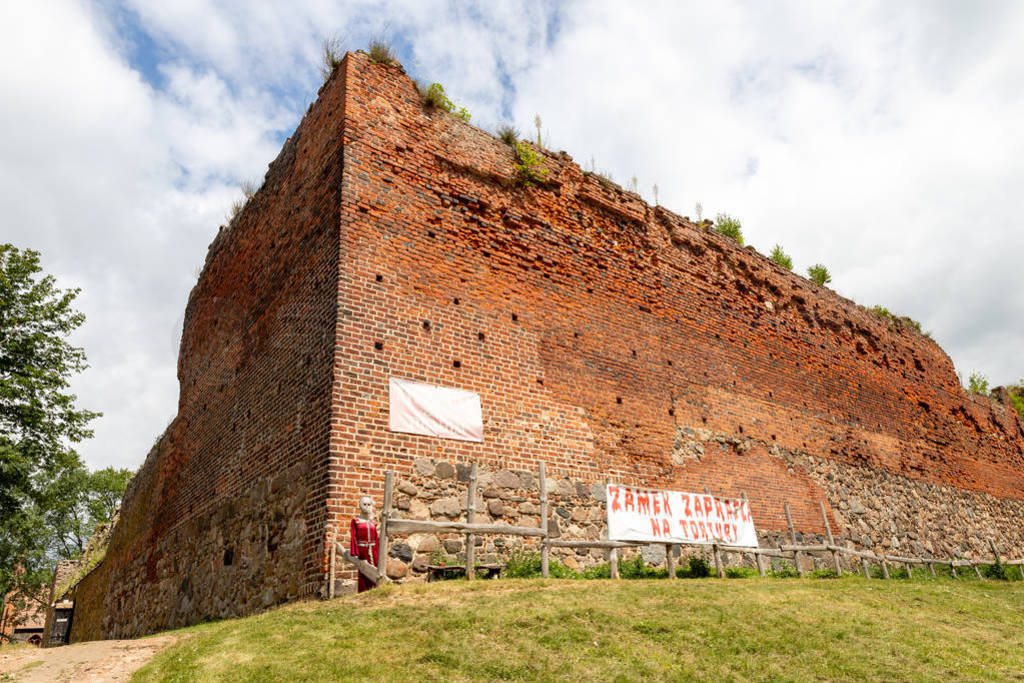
[606,484,758,547]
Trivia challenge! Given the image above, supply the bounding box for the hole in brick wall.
[453,298,460,305]
[574,332,579,338]
[714,333,721,340]
[375,274,383,282]
[738,426,744,434]
[423,320,431,331]
[587,288,593,293]
[223,547,234,566]
[769,391,773,398]
[511,313,518,322]
[771,434,777,441]
[453,360,462,368]
[702,416,707,424]
[537,378,544,386]
[374,341,384,350]
[428,230,436,238]
[666,360,673,366]
[478,332,485,341]
[616,397,622,404]
[668,408,675,416]
[631,349,637,358]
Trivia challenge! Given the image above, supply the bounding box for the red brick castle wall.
[72,51,1024,638]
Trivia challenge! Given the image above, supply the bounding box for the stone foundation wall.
[336,440,1024,587]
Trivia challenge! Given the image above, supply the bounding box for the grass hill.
[134,575,1023,681]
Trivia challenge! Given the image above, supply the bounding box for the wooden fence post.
[1018,563,1024,581]
[539,462,549,579]
[705,487,723,578]
[880,557,890,580]
[905,561,913,579]
[743,493,765,577]
[928,562,936,578]
[606,479,618,580]
[465,463,478,580]
[666,545,676,579]
[819,501,841,575]
[950,557,957,579]
[329,531,337,599]
[861,557,870,578]
[784,502,804,578]
[973,562,983,580]
[377,471,394,584]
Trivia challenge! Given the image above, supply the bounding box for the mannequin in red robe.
[350,496,379,592]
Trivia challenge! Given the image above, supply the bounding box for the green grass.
[132,576,1024,681]
[134,577,1024,683]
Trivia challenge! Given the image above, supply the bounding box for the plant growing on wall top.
[513,140,548,187]
[496,124,519,146]
[967,371,989,396]
[367,39,396,65]
[417,82,471,122]
[319,36,345,82]
[769,244,793,270]
[807,263,831,286]
[713,213,744,244]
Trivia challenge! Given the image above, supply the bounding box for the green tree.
[967,371,989,396]
[713,213,743,244]
[769,244,793,270]
[1008,381,1024,420]
[0,244,100,605]
[807,263,831,286]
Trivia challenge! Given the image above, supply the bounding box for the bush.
[416,82,471,122]
[810,568,840,579]
[967,372,989,396]
[496,124,519,146]
[503,549,578,579]
[580,563,610,579]
[319,36,344,82]
[619,555,668,579]
[713,213,743,244]
[681,555,711,578]
[867,306,925,334]
[769,244,793,270]
[807,264,831,286]
[367,39,395,64]
[725,566,759,579]
[769,564,799,578]
[982,560,1008,580]
[1010,382,1024,420]
[513,141,548,187]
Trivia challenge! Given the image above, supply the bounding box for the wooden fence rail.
[338,461,1024,588]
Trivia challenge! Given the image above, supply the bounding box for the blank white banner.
[388,377,483,442]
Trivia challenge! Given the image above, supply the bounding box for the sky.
[1,0,1022,471]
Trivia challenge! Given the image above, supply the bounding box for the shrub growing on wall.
[713,213,743,244]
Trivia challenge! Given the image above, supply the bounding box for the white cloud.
[1,0,1021,471]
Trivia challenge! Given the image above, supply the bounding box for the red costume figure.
[350,496,379,593]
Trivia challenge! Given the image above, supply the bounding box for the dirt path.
[0,635,174,682]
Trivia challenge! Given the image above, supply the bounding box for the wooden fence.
[338,462,1024,590]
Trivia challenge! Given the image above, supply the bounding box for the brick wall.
[326,51,1024,580]
[72,51,1024,636]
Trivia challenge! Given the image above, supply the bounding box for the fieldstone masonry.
[67,50,1024,640]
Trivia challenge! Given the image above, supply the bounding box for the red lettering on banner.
[661,492,672,516]
[703,496,713,517]
[698,521,708,539]
[741,502,749,522]
[638,492,651,515]
[694,497,704,517]
[713,498,724,520]
[662,519,671,536]
[652,495,661,516]
[683,495,692,517]
[625,489,634,512]
[731,523,737,541]
[650,517,661,537]
[689,521,699,538]
[610,486,621,513]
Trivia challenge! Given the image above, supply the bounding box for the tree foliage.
[967,371,989,396]
[0,244,107,608]
[713,213,743,244]
[807,263,831,286]
[769,244,793,270]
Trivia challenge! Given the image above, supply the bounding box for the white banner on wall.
[607,484,758,547]
[388,377,483,442]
